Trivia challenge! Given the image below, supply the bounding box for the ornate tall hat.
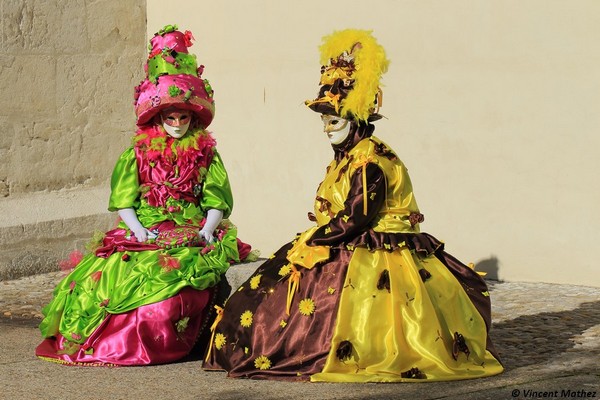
[306,29,390,122]
[134,25,215,128]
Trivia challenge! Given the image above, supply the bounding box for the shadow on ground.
[153,297,600,392]
[491,300,600,371]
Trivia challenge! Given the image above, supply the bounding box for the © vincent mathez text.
[514,389,597,398]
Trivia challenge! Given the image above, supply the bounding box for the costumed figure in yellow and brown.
[204,29,503,382]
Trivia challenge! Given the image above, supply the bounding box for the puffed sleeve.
[307,163,386,246]
[286,163,386,269]
[200,150,233,218]
[108,147,140,211]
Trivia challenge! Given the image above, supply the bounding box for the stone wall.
[0,0,147,279]
[0,0,146,195]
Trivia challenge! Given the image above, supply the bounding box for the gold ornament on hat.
[306,29,390,122]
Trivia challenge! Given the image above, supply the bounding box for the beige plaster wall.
[0,0,146,196]
[148,0,600,287]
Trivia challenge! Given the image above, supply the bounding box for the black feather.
[401,367,427,379]
[336,340,353,361]
[377,269,391,292]
[419,268,432,282]
[452,332,470,360]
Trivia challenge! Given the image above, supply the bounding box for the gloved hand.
[199,209,223,243]
[118,208,156,242]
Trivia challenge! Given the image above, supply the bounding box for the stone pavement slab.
[0,267,598,400]
[0,317,598,400]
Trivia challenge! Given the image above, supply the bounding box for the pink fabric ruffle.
[36,288,212,366]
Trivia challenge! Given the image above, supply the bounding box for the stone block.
[0,55,15,71]
[86,1,145,53]
[55,53,142,126]
[0,215,115,279]
[0,212,116,281]
[0,116,14,150]
[1,0,88,54]
[225,261,263,292]
[55,55,103,123]
[0,55,56,118]
[7,122,85,193]
[87,53,145,126]
[0,180,8,198]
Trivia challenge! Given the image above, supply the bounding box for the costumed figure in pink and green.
[36,25,254,366]
[203,30,503,382]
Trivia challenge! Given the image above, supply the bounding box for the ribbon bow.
[286,264,302,316]
[352,154,375,216]
[305,91,342,113]
[204,305,224,362]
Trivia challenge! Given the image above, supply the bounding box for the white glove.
[118,208,156,242]
[199,209,223,243]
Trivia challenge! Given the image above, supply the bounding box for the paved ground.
[0,266,598,400]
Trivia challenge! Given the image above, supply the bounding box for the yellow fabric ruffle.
[286,226,330,270]
[311,247,503,382]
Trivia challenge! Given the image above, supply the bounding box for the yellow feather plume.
[318,29,389,121]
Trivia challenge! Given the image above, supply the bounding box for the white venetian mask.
[161,109,191,139]
[321,114,351,145]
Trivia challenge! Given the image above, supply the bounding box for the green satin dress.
[37,128,241,365]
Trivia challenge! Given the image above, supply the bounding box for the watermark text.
[511,389,597,398]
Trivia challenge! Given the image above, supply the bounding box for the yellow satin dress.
[287,136,503,382]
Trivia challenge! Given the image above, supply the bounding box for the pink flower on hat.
[183,30,195,47]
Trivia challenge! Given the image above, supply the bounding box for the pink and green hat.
[134,24,215,128]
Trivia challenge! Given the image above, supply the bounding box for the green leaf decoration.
[204,79,214,97]
[176,317,190,333]
[158,24,178,36]
[168,85,182,97]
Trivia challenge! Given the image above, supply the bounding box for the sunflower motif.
[240,310,254,327]
[278,264,291,277]
[298,298,316,316]
[249,274,262,290]
[214,333,226,350]
[254,355,272,370]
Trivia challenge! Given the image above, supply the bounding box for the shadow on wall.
[476,255,500,281]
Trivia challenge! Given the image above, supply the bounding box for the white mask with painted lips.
[161,110,191,139]
[162,121,190,138]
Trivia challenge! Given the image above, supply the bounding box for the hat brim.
[306,101,383,122]
[136,96,214,127]
[135,75,215,127]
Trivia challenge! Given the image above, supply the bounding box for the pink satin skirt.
[36,287,212,366]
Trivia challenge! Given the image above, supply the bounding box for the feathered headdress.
[306,29,390,122]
